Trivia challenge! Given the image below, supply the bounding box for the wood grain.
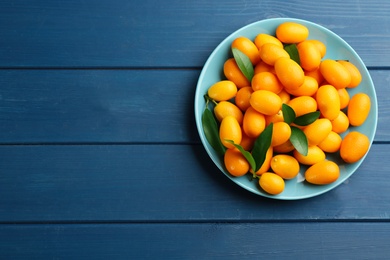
[0,143,388,222]
[0,69,387,143]
[0,69,199,143]
[1,0,390,258]
[0,0,389,67]
[1,222,390,259]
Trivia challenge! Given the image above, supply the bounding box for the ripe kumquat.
[202,21,372,195]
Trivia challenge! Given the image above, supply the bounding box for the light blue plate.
[194,18,378,200]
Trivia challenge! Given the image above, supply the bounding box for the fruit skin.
[337,60,362,88]
[305,160,340,185]
[287,96,317,117]
[235,86,253,112]
[271,122,291,147]
[253,147,273,175]
[320,59,351,89]
[305,39,326,58]
[259,172,285,195]
[214,101,243,125]
[331,111,349,134]
[265,110,284,125]
[254,33,283,51]
[305,68,324,85]
[347,93,371,126]
[275,57,305,91]
[231,36,261,65]
[223,58,251,88]
[340,131,370,163]
[276,22,309,44]
[240,129,255,151]
[250,90,282,116]
[219,116,242,149]
[259,43,289,66]
[271,154,300,179]
[251,71,283,94]
[316,84,340,120]
[294,145,325,165]
[208,80,237,101]
[338,88,350,110]
[243,107,266,138]
[318,131,342,153]
[286,75,318,97]
[297,40,322,71]
[224,148,250,177]
[254,60,276,75]
[278,89,291,104]
[273,140,295,153]
[303,118,332,146]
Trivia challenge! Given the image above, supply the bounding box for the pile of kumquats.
[202,21,371,195]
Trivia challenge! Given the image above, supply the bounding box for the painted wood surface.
[0,144,388,222]
[1,223,390,259]
[0,0,390,258]
[0,0,389,68]
[0,69,388,143]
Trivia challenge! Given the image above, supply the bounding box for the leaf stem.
[204,94,218,106]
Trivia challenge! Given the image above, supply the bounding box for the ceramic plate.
[194,18,378,200]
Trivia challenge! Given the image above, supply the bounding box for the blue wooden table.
[0,0,389,258]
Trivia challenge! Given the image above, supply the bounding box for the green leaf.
[290,126,308,156]
[284,44,300,65]
[252,123,273,172]
[232,48,254,82]
[202,108,226,157]
[293,111,321,126]
[282,103,296,125]
[225,140,256,172]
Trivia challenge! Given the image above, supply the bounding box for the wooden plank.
[0,69,387,143]
[0,143,388,222]
[1,222,390,259]
[0,69,199,143]
[0,0,389,67]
